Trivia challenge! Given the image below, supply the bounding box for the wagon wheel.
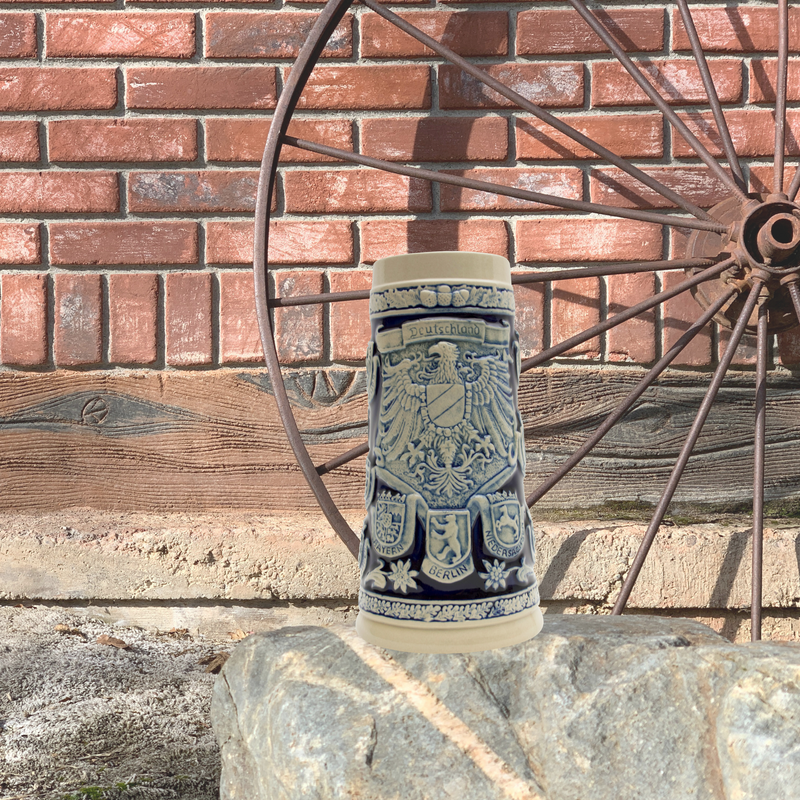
[254,0,799,641]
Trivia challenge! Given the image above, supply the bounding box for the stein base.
[355,605,543,654]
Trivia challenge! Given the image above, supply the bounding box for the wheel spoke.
[270,259,720,310]
[526,288,736,507]
[612,280,765,615]
[775,0,790,195]
[675,0,746,191]
[566,0,747,201]
[285,135,726,233]
[520,258,734,371]
[787,279,800,321]
[361,0,714,222]
[270,288,369,308]
[788,168,800,202]
[316,442,369,475]
[512,258,717,285]
[752,296,768,642]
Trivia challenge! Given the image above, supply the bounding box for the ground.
[0,606,223,800]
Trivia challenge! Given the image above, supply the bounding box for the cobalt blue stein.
[356,252,542,653]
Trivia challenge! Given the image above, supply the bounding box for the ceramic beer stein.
[356,252,543,653]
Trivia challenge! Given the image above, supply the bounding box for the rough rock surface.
[4,511,800,615]
[213,616,800,800]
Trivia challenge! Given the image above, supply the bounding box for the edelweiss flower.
[388,560,419,594]
[479,559,513,591]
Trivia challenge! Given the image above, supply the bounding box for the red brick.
[207,221,253,265]
[512,276,544,360]
[662,274,711,367]
[292,65,430,110]
[128,171,259,213]
[54,273,102,366]
[46,12,194,58]
[207,220,353,265]
[750,59,800,103]
[50,221,197,266]
[0,223,39,264]
[0,12,36,58]
[284,169,431,214]
[750,165,797,195]
[219,271,263,364]
[592,59,742,107]
[673,7,800,53]
[668,226,694,260]
[673,109,800,158]
[1,273,47,366]
[0,120,38,162]
[133,0,330,3]
[127,67,276,110]
[516,113,662,160]
[551,277,600,358]
[361,116,507,162]
[329,270,371,362]
[3,0,111,3]
[440,63,583,109]
[590,167,728,210]
[49,118,197,163]
[165,272,212,366]
[517,8,663,55]
[206,12,351,58]
[361,11,506,58]
[0,67,116,111]
[607,273,656,363]
[777,327,800,366]
[273,270,323,364]
[440,167,583,212]
[108,273,158,365]
[205,118,353,163]
[290,0,423,3]
[360,219,508,263]
[0,172,118,214]
[516,219,662,263]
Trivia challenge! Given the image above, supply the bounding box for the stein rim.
[372,251,512,293]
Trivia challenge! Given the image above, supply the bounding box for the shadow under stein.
[356,251,543,653]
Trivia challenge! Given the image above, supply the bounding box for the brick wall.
[0,1,797,370]
[2,2,799,639]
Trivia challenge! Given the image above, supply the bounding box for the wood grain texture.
[1,368,799,512]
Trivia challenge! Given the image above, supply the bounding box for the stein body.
[356,252,542,653]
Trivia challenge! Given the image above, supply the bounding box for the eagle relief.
[373,318,518,511]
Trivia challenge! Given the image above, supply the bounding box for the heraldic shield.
[425,382,465,428]
[357,252,542,654]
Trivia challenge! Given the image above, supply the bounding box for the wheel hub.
[685,194,800,333]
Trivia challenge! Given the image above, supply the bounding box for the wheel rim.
[254,0,798,640]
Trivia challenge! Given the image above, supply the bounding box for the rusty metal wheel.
[255,0,799,640]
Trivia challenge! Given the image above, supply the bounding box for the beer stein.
[356,252,542,653]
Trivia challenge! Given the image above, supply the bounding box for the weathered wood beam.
[0,369,799,512]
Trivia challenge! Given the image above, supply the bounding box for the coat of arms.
[473,491,524,559]
[371,490,419,558]
[421,509,474,583]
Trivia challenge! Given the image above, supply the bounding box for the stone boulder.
[212,615,800,800]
